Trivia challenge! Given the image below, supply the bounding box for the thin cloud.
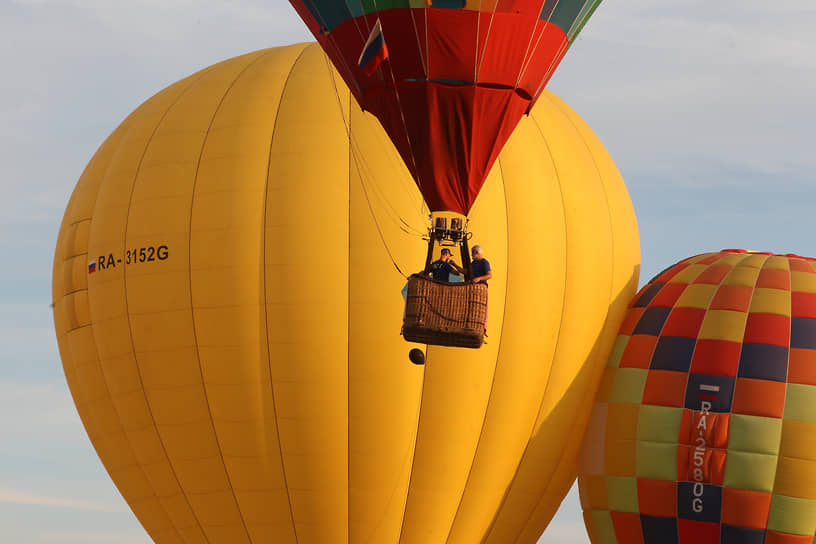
[0,489,127,513]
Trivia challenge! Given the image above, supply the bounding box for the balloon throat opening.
[422,212,473,282]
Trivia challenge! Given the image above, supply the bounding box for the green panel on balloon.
[637,405,682,444]
[360,0,420,10]
[767,493,816,535]
[635,441,677,481]
[784,384,816,423]
[606,476,639,513]
[590,510,618,544]
[723,450,778,492]
[550,1,587,34]
[609,368,648,404]
[728,414,782,455]
[567,0,603,39]
[607,336,629,368]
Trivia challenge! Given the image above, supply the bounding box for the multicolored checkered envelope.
[579,250,816,544]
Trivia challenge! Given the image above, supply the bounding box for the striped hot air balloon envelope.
[289,0,603,214]
[579,249,816,544]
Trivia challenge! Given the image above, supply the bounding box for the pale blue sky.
[1,1,815,542]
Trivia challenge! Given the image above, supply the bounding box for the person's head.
[440,248,452,261]
[471,245,483,260]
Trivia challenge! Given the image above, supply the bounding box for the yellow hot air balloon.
[52,43,639,544]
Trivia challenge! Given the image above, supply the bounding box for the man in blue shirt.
[471,245,492,284]
[429,248,464,282]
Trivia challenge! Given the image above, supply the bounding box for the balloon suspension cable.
[474,0,501,82]
[514,0,560,91]
[320,53,426,240]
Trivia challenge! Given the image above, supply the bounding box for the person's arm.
[448,261,464,276]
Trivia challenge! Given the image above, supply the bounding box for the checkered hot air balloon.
[579,250,816,544]
[289,0,604,214]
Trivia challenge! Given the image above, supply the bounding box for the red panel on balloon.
[379,10,427,81]
[649,283,688,308]
[788,348,816,385]
[721,487,772,529]
[678,519,720,543]
[426,9,478,82]
[620,335,658,369]
[610,511,644,544]
[365,80,529,213]
[475,13,539,85]
[518,21,569,101]
[744,313,791,346]
[642,370,688,408]
[791,291,816,319]
[661,308,706,338]
[710,285,753,312]
[636,479,677,518]
[697,254,723,265]
[620,308,646,335]
[790,259,816,273]
[731,377,786,418]
[757,268,791,290]
[693,265,732,285]
[689,339,741,377]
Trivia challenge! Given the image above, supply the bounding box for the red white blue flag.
[357,20,388,76]
[88,259,97,274]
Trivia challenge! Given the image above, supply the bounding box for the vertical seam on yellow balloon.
[321,52,411,280]
[442,151,510,544]
[89,69,215,544]
[319,53,367,541]
[334,61,425,543]
[396,313,431,540]
[510,91,620,542]
[57,123,159,530]
[185,50,276,543]
[319,47,424,234]
[482,103,570,542]
[345,59,353,544]
[396,350,429,544]
[260,44,311,544]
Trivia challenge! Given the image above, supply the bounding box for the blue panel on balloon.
[721,524,766,544]
[651,336,696,372]
[304,0,356,31]
[683,374,735,413]
[431,0,467,8]
[640,514,678,544]
[677,482,722,523]
[633,283,665,308]
[633,307,673,336]
[738,343,789,382]
[791,317,816,350]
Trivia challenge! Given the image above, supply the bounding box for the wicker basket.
[402,274,488,349]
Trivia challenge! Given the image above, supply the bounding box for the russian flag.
[88,259,97,274]
[358,20,388,76]
[698,383,719,401]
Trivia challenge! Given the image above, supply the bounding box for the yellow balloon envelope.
[52,43,639,544]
